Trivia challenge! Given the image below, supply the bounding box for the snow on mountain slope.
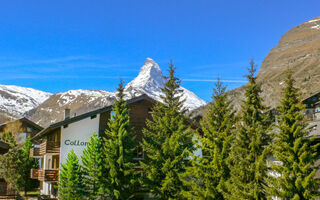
[125,58,206,111]
[26,58,206,127]
[57,89,115,107]
[27,89,116,127]
[0,84,51,118]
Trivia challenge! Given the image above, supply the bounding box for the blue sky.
[0,0,319,102]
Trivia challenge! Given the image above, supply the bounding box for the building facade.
[30,95,184,198]
[303,92,320,120]
[0,117,43,144]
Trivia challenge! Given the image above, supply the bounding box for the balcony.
[40,141,60,155]
[38,169,59,182]
[30,168,40,179]
[30,147,41,158]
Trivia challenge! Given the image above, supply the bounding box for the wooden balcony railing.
[30,147,41,158]
[40,141,60,155]
[30,169,40,179]
[38,169,59,182]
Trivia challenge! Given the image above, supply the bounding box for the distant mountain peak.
[125,58,205,110]
[125,58,164,93]
[21,58,205,127]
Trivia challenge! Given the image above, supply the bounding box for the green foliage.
[141,61,195,199]
[227,59,271,199]
[0,134,39,196]
[0,132,20,191]
[0,132,16,147]
[58,150,84,200]
[267,71,320,199]
[81,133,106,200]
[182,78,235,199]
[17,137,39,196]
[102,80,138,199]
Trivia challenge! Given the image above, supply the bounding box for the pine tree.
[58,150,84,200]
[182,78,235,199]
[227,59,271,199]
[141,61,194,199]
[267,71,320,199]
[103,80,138,199]
[81,133,106,200]
[16,137,39,196]
[0,132,20,192]
[0,134,39,196]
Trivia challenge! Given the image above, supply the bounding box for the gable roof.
[0,117,43,131]
[32,94,157,141]
[302,91,320,103]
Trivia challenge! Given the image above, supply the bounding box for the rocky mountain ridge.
[23,58,205,127]
[0,85,51,123]
[192,16,320,118]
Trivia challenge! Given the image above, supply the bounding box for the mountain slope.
[192,16,320,118]
[26,90,116,126]
[125,58,206,110]
[26,58,205,127]
[231,16,320,111]
[0,85,51,123]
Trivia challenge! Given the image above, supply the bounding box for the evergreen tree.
[81,133,106,199]
[0,132,20,193]
[267,71,320,199]
[182,78,235,199]
[0,134,39,196]
[141,61,194,199]
[0,132,16,147]
[227,59,271,199]
[16,137,39,196]
[103,80,138,199]
[58,150,84,200]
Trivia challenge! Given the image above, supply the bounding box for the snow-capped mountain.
[26,89,116,126]
[9,58,206,127]
[0,84,51,122]
[125,58,206,110]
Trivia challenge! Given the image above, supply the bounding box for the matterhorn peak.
[125,58,164,92]
[139,58,162,77]
[124,58,206,110]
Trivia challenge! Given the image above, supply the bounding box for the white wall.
[60,114,100,165]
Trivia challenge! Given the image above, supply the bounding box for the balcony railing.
[30,168,40,179]
[38,169,59,182]
[30,147,41,158]
[40,141,60,155]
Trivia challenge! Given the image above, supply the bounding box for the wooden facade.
[0,117,43,144]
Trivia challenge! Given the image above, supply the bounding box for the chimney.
[64,108,70,120]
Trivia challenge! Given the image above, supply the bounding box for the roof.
[0,117,43,131]
[32,94,157,141]
[302,91,320,103]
